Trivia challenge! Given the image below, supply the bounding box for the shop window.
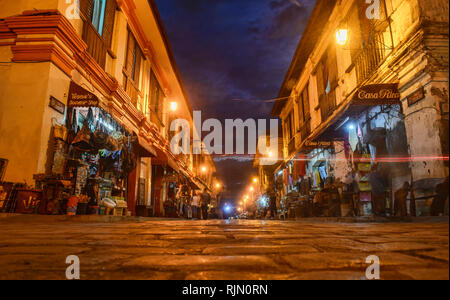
[123,30,144,108]
[80,0,117,69]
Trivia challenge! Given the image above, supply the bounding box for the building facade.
[271,0,448,217]
[0,0,216,216]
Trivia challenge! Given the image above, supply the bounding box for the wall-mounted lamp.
[336,29,349,46]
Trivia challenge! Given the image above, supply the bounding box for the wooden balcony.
[353,31,386,85]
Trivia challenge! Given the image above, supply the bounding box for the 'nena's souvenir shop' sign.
[68,81,99,107]
[353,83,401,106]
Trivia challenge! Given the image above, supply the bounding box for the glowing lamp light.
[348,124,355,131]
[253,177,258,183]
[268,151,274,158]
[169,101,178,112]
[336,29,348,46]
[249,187,254,192]
[201,166,207,173]
[224,205,232,213]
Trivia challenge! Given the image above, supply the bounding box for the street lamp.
[249,186,254,192]
[201,166,208,173]
[336,29,348,46]
[253,177,258,184]
[170,101,178,112]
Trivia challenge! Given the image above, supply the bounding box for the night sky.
[155,0,316,201]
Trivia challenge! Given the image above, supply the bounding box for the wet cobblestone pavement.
[0,217,448,280]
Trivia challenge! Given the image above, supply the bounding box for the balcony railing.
[353,31,386,85]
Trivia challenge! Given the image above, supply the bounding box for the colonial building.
[0,0,216,216]
[271,0,448,216]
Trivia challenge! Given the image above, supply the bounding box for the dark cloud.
[155,0,316,199]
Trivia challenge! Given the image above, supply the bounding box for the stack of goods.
[112,197,127,216]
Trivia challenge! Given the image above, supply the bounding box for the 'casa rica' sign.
[353,83,401,105]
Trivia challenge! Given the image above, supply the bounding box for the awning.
[133,136,157,158]
[152,145,180,172]
[167,156,180,172]
[309,83,401,142]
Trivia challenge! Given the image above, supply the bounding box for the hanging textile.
[344,133,351,160]
[283,169,288,186]
[293,160,299,182]
[318,165,328,181]
[349,126,359,152]
[297,155,307,178]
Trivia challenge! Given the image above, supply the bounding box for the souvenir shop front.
[307,84,410,217]
[33,82,137,216]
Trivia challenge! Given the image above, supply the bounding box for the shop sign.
[49,96,66,114]
[163,175,179,183]
[407,87,425,107]
[68,81,99,107]
[304,141,333,148]
[353,83,401,105]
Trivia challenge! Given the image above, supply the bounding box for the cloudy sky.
[155,0,316,201]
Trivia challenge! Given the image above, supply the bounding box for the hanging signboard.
[67,81,99,107]
[352,83,401,105]
[49,96,66,114]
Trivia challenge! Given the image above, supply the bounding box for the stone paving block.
[121,255,280,272]
[397,268,450,280]
[0,217,447,280]
[201,245,319,255]
[185,271,292,280]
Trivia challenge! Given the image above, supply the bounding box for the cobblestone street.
[0,216,448,280]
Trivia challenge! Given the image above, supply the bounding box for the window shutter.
[303,85,310,119]
[298,92,304,126]
[125,32,135,74]
[102,0,117,48]
[328,44,338,89]
[79,0,94,22]
[134,48,142,84]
